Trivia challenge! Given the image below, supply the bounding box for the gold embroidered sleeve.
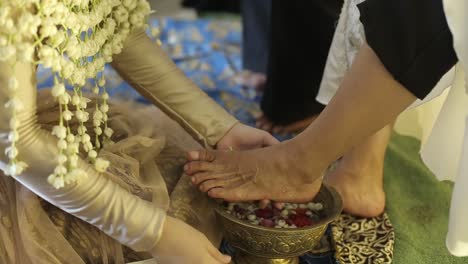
[111,28,239,148]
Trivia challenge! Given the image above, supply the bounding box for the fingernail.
[184,164,189,171]
[191,177,195,183]
[223,255,231,262]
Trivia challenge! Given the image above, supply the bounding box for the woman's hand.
[150,216,231,264]
[216,123,279,150]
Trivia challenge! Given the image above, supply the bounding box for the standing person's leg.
[185,0,456,206]
[326,123,393,217]
[258,0,343,133]
[239,0,271,90]
[185,43,417,203]
[241,0,271,76]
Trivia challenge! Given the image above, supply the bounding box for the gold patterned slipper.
[331,213,395,264]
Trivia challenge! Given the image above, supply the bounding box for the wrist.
[213,120,240,148]
[148,213,169,255]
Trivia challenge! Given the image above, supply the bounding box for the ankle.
[280,140,327,184]
[340,154,384,176]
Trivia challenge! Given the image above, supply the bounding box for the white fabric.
[441,0,468,256]
[317,0,468,256]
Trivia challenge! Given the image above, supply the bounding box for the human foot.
[325,162,385,217]
[234,71,266,90]
[184,144,324,203]
[256,113,318,134]
[324,124,392,217]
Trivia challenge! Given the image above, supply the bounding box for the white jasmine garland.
[58,93,71,104]
[8,131,19,142]
[0,46,16,61]
[52,125,67,139]
[63,110,73,121]
[1,0,154,188]
[51,82,66,97]
[95,158,109,173]
[104,127,113,138]
[57,139,68,150]
[100,103,109,113]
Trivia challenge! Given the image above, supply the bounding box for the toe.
[207,188,227,199]
[191,172,213,184]
[191,171,233,185]
[253,111,263,119]
[283,116,317,133]
[261,121,273,132]
[273,202,284,209]
[256,115,267,128]
[258,199,270,209]
[208,187,246,202]
[186,149,216,162]
[184,161,217,175]
[199,179,224,192]
[272,126,284,135]
[261,131,280,146]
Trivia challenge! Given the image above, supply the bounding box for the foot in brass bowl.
[215,184,343,264]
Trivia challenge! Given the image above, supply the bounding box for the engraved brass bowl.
[215,185,343,264]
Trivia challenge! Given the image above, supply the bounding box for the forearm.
[6,132,166,252]
[292,43,417,170]
[112,29,238,147]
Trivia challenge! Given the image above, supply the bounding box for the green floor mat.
[385,132,468,263]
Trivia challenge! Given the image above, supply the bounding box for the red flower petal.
[260,219,275,227]
[256,209,274,219]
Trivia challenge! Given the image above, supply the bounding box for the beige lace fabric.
[0,89,221,264]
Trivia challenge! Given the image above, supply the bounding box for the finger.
[206,243,232,264]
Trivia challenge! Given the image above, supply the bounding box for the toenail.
[191,151,199,160]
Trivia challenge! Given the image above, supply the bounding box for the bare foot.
[256,113,318,134]
[325,162,385,217]
[324,124,393,217]
[184,143,323,203]
[235,71,266,90]
[255,114,274,132]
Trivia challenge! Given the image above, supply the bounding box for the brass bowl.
[215,185,343,264]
